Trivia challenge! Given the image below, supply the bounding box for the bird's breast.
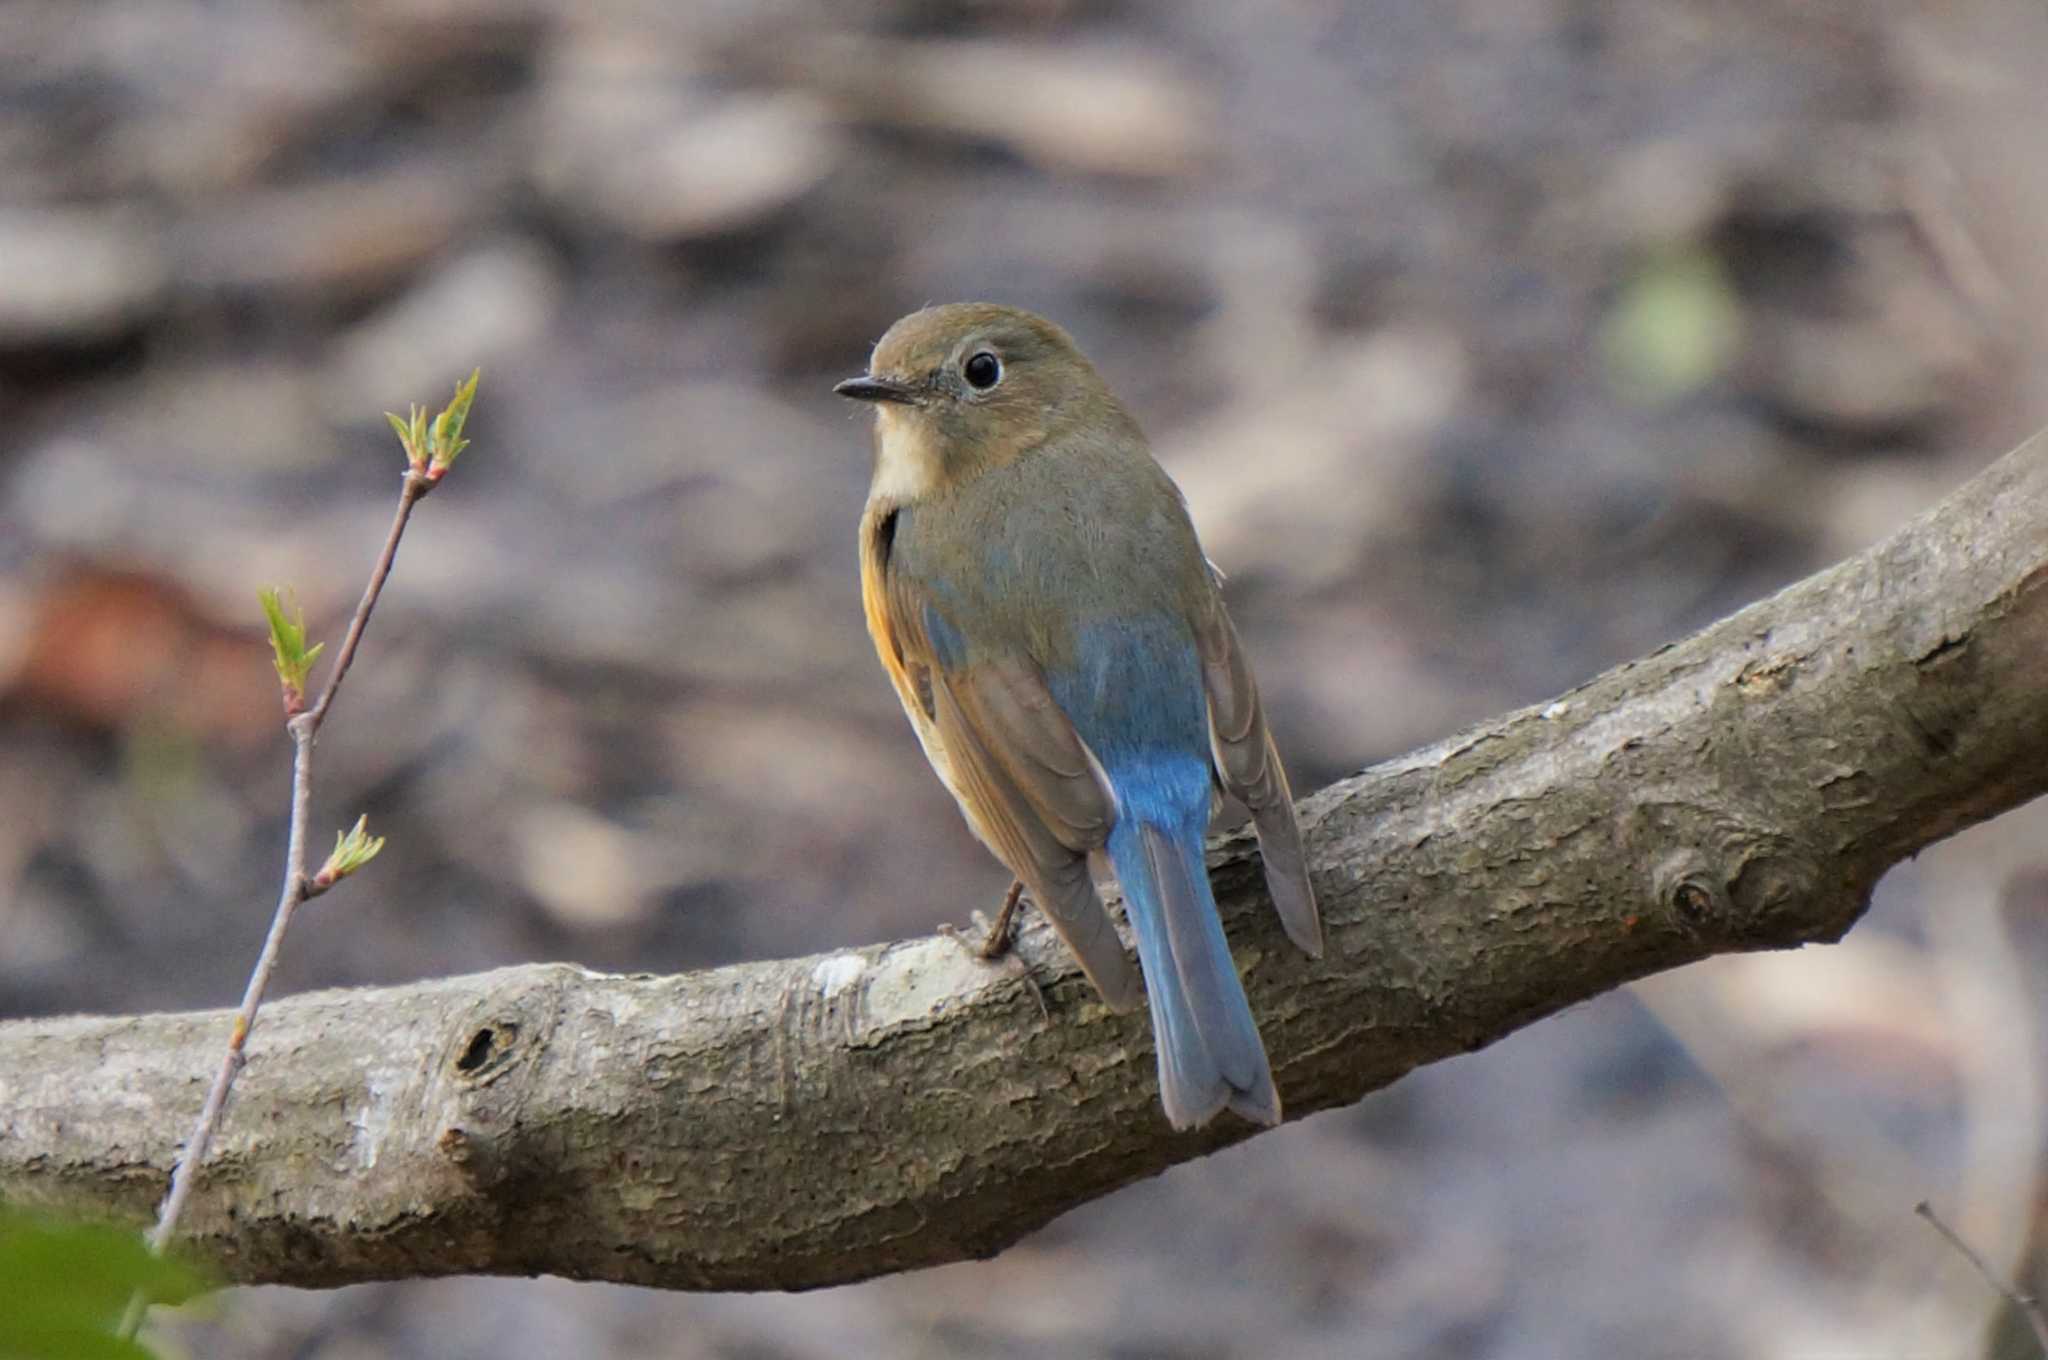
[857,499,995,850]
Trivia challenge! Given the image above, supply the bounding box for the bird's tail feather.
[1110,816,1280,1130]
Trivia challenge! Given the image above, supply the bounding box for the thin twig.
[118,469,434,1340]
[305,473,430,729]
[1916,1200,2048,1355]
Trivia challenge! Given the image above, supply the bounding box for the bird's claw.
[938,881,1046,1017]
[977,879,1025,959]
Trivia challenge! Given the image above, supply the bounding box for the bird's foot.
[938,880,1024,960]
[977,879,1025,959]
[939,880,1046,1018]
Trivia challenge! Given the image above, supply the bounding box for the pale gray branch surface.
[4,436,2046,1293]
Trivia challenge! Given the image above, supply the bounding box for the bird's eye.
[962,350,1002,391]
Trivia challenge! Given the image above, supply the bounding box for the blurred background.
[5,0,2048,1355]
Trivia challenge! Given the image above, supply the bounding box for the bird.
[835,302,1322,1130]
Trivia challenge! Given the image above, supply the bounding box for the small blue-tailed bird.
[835,302,1322,1129]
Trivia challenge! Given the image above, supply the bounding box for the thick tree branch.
[4,434,2046,1293]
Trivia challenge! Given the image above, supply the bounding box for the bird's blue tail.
[1104,764,1280,1130]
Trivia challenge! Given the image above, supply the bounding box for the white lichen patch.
[350,1078,395,1170]
[810,952,868,1000]
[858,937,1005,1030]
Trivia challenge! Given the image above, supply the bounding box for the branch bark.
[5,434,2047,1293]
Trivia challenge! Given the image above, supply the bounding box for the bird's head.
[835,302,1126,502]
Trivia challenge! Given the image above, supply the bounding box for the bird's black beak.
[834,375,919,405]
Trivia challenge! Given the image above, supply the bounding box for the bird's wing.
[882,569,1142,1009]
[1194,599,1323,957]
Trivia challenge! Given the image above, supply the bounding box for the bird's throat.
[867,406,944,507]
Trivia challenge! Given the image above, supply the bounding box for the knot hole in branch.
[454,1022,520,1079]
[1651,850,1731,938]
[1649,841,1823,946]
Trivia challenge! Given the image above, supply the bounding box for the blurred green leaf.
[0,1209,210,1358]
[1601,247,1742,405]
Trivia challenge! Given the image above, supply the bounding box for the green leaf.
[383,403,431,469]
[426,368,480,473]
[315,813,386,888]
[257,588,324,703]
[0,1209,212,1358]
